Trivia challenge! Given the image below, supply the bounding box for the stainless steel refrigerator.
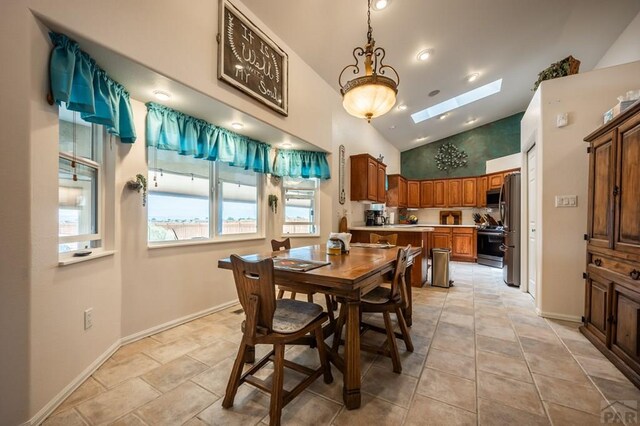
[500,172,521,286]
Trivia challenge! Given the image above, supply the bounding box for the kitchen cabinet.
[462,178,477,207]
[581,101,640,387]
[433,180,447,208]
[476,175,488,207]
[377,162,387,203]
[488,173,504,190]
[430,227,476,262]
[420,180,434,208]
[447,179,462,207]
[407,180,421,208]
[386,174,408,208]
[350,154,386,202]
[430,227,452,251]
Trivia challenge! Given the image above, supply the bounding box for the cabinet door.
[588,131,616,249]
[615,116,640,256]
[462,178,477,207]
[407,180,420,208]
[398,177,408,207]
[377,163,386,203]
[488,173,503,189]
[476,176,488,207]
[433,180,447,207]
[420,181,434,207]
[448,179,462,207]
[367,158,378,201]
[452,233,474,258]
[585,273,612,345]
[431,232,451,250]
[612,284,640,371]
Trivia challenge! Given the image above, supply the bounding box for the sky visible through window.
[148,193,258,221]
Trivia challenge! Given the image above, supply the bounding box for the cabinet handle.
[631,269,640,280]
[593,258,602,267]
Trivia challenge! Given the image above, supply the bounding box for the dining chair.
[332,245,413,373]
[223,255,333,426]
[271,238,335,321]
[370,233,398,245]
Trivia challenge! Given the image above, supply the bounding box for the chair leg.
[222,340,248,408]
[332,302,346,353]
[277,289,285,299]
[269,343,285,426]
[324,294,335,323]
[290,292,297,300]
[383,311,402,374]
[314,324,333,384]
[395,306,414,352]
[307,293,314,303]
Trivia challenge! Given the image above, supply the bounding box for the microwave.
[486,189,501,208]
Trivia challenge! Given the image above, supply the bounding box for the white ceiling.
[242,0,640,151]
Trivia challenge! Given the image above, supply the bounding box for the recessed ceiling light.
[416,49,433,62]
[397,104,408,111]
[465,118,477,125]
[467,73,480,83]
[372,0,390,10]
[231,122,244,130]
[390,125,397,129]
[438,114,448,120]
[411,79,503,123]
[280,142,292,149]
[153,90,171,101]
[416,136,428,141]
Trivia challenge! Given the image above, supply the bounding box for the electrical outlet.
[84,308,93,330]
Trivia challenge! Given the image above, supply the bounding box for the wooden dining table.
[217,244,421,410]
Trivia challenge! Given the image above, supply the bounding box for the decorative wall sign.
[218,0,288,116]
[435,142,468,172]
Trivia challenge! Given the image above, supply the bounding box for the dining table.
[217,243,421,410]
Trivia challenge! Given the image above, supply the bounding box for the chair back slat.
[230,255,277,332]
[271,238,291,251]
[389,245,411,305]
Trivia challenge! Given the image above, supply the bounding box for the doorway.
[526,145,537,299]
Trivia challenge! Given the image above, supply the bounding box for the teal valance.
[48,32,137,143]
[272,149,331,180]
[145,102,271,174]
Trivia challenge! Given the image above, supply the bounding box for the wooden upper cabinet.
[386,174,407,208]
[433,180,448,207]
[462,178,477,207]
[588,131,616,249]
[448,179,462,207]
[488,173,504,190]
[398,176,408,207]
[476,175,488,207]
[350,154,385,202]
[420,180,434,208]
[615,114,640,256]
[407,180,420,208]
[377,163,387,203]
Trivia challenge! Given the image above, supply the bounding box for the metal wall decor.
[217,0,288,116]
[338,145,346,204]
[435,142,468,172]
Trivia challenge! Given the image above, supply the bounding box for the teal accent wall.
[401,112,524,179]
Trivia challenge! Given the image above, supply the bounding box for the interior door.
[527,146,537,299]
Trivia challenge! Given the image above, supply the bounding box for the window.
[147,150,262,244]
[282,177,319,235]
[58,105,104,254]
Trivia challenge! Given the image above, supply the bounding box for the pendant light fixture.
[339,0,399,123]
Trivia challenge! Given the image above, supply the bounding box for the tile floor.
[43,262,640,425]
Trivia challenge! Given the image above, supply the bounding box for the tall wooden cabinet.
[581,101,640,388]
[350,154,386,203]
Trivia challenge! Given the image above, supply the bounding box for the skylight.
[411,79,503,123]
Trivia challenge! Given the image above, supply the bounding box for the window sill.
[148,235,265,250]
[58,250,116,266]
[281,234,321,239]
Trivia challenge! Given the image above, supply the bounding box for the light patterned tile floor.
[43,262,640,425]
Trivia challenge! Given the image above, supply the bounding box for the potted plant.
[532,55,581,92]
[127,174,148,206]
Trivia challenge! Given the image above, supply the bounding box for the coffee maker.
[365,209,385,226]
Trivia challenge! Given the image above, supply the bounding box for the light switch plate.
[557,113,568,128]
[555,195,578,207]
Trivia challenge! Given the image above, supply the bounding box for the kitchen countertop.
[349,224,479,232]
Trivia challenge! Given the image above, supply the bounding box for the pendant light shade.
[339,0,399,122]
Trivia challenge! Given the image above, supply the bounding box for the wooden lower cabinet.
[612,284,640,372]
[584,272,612,345]
[430,227,476,262]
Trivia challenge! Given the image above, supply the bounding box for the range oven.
[477,227,504,268]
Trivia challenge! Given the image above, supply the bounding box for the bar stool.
[332,246,413,373]
[223,255,333,426]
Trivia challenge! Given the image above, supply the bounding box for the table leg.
[343,300,361,409]
[403,264,414,327]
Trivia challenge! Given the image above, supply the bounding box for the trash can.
[431,248,453,288]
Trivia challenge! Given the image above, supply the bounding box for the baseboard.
[28,299,239,426]
[120,299,239,345]
[535,308,582,323]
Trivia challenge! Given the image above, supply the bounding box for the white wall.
[0,1,399,422]
[486,153,522,174]
[521,61,640,320]
[596,11,640,69]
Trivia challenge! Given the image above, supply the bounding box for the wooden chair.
[370,233,398,246]
[223,255,333,426]
[332,246,413,373]
[271,238,335,321]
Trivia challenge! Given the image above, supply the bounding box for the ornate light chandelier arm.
[338,47,366,89]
